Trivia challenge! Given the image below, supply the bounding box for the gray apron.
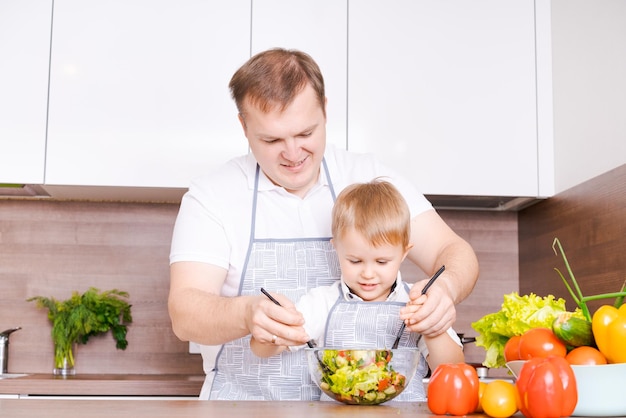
[209,160,340,400]
[323,283,429,401]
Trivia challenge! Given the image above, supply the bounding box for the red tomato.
[518,328,567,359]
[377,377,391,391]
[504,335,522,361]
[565,345,608,365]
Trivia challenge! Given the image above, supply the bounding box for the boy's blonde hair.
[332,179,411,249]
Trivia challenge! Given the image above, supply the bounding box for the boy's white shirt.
[293,271,462,357]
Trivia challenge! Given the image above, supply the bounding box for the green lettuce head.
[471,292,571,368]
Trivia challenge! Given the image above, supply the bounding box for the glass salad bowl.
[305,348,420,405]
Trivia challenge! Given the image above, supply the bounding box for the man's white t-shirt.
[169,144,434,391]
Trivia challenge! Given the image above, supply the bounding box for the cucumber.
[552,312,595,348]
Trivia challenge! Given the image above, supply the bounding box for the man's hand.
[399,279,457,337]
[246,291,310,347]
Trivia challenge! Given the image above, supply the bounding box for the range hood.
[0,183,187,203]
[425,195,542,211]
[0,184,541,211]
[0,184,50,198]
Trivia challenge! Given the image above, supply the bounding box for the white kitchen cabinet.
[0,0,52,185]
[45,0,251,190]
[348,0,553,198]
[251,0,348,150]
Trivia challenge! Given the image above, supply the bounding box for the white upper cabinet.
[251,0,348,150]
[348,0,551,197]
[9,0,558,201]
[45,0,251,189]
[0,0,52,184]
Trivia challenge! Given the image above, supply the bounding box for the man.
[168,48,479,400]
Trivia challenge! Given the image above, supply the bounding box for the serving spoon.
[391,265,445,349]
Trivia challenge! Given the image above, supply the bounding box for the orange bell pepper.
[427,363,479,416]
[592,304,626,363]
[516,356,577,418]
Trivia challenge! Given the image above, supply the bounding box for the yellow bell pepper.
[592,304,626,363]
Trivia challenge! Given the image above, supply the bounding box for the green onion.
[553,237,626,321]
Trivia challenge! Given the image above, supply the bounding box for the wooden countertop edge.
[0,399,442,418]
[0,374,204,396]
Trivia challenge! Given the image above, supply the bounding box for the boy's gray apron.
[322,284,430,401]
[209,160,340,400]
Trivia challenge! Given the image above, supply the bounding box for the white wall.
[551,0,626,193]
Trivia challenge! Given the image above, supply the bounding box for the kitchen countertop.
[0,399,484,417]
[0,373,204,397]
[0,398,600,417]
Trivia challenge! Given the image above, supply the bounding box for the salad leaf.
[471,292,581,368]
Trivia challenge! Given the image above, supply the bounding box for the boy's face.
[332,227,410,302]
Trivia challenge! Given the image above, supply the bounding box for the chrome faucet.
[0,327,21,374]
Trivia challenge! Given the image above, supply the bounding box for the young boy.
[251,179,464,400]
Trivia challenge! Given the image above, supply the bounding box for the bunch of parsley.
[28,287,132,370]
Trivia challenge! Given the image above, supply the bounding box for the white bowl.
[506,360,626,416]
[505,360,526,379]
[571,363,626,416]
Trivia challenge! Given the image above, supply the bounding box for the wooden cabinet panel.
[0,200,203,375]
[519,164,626,316]
[0,198,518,375]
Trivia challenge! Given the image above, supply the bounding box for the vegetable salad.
[318,349,407,404]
